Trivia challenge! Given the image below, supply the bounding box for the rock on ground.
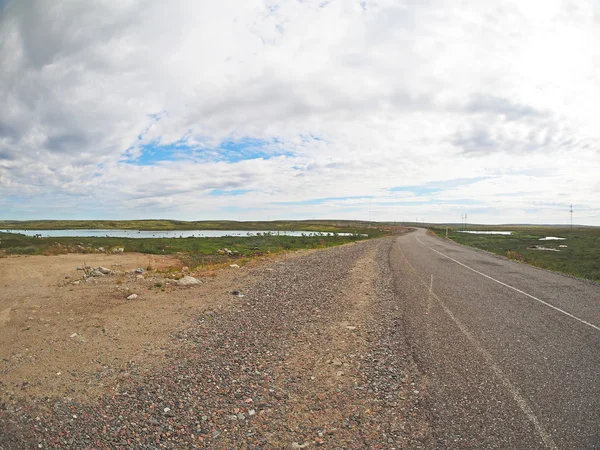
[177,275,202,286]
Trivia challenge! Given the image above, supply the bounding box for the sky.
[0,0,599,225]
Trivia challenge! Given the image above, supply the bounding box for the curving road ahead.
[391,228,600,449]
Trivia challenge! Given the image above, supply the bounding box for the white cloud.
[0,0,598,224]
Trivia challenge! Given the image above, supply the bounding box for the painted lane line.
[416,236,600,332]
[396,245,558,449]
[430,289,559,449]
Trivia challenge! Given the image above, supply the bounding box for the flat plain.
[430,225,600,282]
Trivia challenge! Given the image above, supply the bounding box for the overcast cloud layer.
[1,0,599,224]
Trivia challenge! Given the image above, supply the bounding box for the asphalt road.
[390,228,600,449]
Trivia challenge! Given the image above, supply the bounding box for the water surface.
[4,229,359,238]
[457,230,513,235]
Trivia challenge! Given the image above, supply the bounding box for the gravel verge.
[1,237,431,449]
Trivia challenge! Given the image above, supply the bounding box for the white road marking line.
[426,274,433,314]
[396,245,558,449]
[431,288,558,449]
[416,236,600,332]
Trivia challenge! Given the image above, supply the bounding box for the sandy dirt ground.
[0,252,272,403]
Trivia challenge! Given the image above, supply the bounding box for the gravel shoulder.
[1,237,431,449]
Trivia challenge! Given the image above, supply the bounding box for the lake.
[3,229,361,239]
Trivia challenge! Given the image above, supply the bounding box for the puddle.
[539,236,565,241]
[530,246,560,252]
[458,231,512,235]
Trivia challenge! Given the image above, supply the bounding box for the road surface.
[391,228,600,449]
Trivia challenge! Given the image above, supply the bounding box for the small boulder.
[135,268,145,274]
[97,267,112,275]
[178,276,202,286]
[126,294,138,300]
[90,270,104,277]
[229,264,240,269]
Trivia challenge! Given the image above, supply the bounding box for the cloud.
[0,0,599,224]
[464,94,548,121]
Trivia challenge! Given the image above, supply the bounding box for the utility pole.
[570,204,573,231]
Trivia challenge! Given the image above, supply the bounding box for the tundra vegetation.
[0,219,375,232]
[0,220,388,270]
[431,225,600,282]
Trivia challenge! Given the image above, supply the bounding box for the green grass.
[430,225,600,282]
[0,230,378,269]
[0,220,394,269]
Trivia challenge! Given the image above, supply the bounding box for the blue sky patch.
[125,134,299,165]
[390,177,490,196]
[126,139,193,165]
[377,198,483,206]
[273,196,372,206]
[215,137,293,163]
[209,189,253,196]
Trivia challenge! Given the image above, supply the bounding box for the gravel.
[0,237,432,449]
